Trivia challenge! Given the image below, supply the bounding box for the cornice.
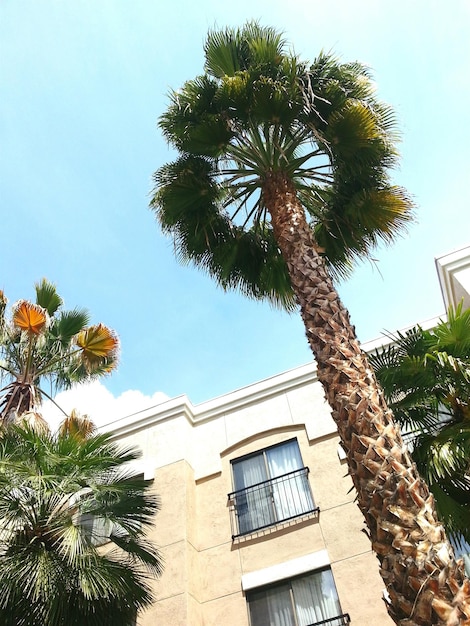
[103,361,319,439]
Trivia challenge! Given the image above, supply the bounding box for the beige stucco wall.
[108,364,393,626]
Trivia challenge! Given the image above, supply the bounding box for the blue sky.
[1,1,469,420]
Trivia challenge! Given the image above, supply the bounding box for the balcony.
[228,467,319,539]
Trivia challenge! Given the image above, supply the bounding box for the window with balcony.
[247,568,350,626]
[228,439,318,538]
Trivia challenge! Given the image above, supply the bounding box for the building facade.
[106,362,392,625]
[103,245,470,625]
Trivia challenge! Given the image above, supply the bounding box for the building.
[107,360,391,626]
[103,245,470,626]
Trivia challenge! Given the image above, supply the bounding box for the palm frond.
[433,302,470,356]
[204,26,245,78]
[204,22,286,79]
[50,308,90,344]
[35,279,63,316]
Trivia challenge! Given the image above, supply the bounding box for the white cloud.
[42,381,169,433]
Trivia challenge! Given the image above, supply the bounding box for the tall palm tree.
[0,279,119,427]
[0,423,162,625]
[151,23,470,624]
[370,304,470,551]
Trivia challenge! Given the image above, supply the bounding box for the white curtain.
[292,570,342,626]
[232,440,314,534]
[463,553,470,577]
[248,570,342,626]
[249,584,295,626]
[233,454,274,534]
[267,440,314,522]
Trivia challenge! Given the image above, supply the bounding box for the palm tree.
[0,422,162,625]
[0,281,162,624]
[370,304,470,552]
[0,279,119,427]
[151,22,470,624]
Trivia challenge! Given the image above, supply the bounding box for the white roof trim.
[101,361,319,438]
[435,245,470,309]
[241,550,330,591]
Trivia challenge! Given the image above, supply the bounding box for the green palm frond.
[160,76,233,157]
[153,154,221,223]
[204,26,246,78]
[326,100,388,160]
[433,302,470,356]
[109,534,163,576]
[413,426,470,484]
[313,186,414,277]
[242,22,286,67]
[430,482,470,550]
[204,22,285,79]
[50,308,90,345]
[414,426,470,546]
[372,306,470,544]
[35,279,63,316]
[301,53,374,127]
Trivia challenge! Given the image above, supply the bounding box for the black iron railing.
[307,614,351,626]
[228,467,319,538]
[249,612,350,626]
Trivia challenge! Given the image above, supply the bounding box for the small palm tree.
[0,423,162,625]
[0,279,118,427]
[370,304,470,549]
[0,280,162,624]
[151,22,470,623]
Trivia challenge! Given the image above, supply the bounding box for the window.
[79,513,121,547]
[229,439,317,537]
[74,473,146,546]
[247,569,350,626]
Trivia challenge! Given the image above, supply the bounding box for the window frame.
[230,438,300,486]
[228,438,318,538]
[246,567,350,626]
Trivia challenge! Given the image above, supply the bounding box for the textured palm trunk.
[263,171,470,626]
[0,381,36,426]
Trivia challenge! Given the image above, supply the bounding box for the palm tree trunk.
[263,170,470,626]
[0,381,36,425]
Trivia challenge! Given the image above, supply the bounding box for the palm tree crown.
[0,423,162,625]
[0,279,119,426]
[154,22,412,306]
